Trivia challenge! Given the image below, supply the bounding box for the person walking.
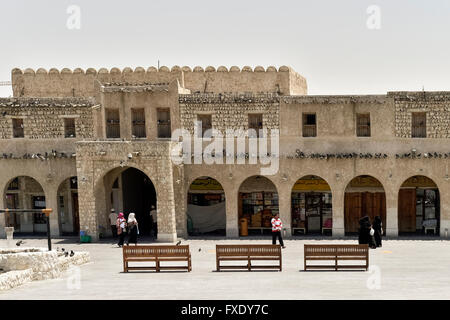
[150,205,157,239]
[372,216,383,247]
[271,213,285,249]
[116,212,127,247]
[108,208,118,239]
[358,215,376,249]
[126,212,139,246]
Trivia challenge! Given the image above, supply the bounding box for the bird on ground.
[70,250,75,257]
[61,248,65,252]
[64,251,69,257]
[176,241,181,246]
[198,248,201,252]
[16,240,24,246]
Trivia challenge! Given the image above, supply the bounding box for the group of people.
[358,215,383,248]
[108,206,158,247]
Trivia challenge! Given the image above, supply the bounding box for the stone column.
[385,186,398,237]
[77,160,99,242]
[332,188,345,237]
[225,187,239,238]
[278,183,292,238]
[440,182,450,238]
[155,162,177,243]
[44,185,60,237]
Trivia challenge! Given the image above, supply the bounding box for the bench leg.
[156,259,160,272]
[248,258,251,271]
[123,260,128,273]
[188,256,192,272]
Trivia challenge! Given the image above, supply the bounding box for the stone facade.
[0,65,448,241]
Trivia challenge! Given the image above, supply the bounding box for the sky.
[0,0,449,97]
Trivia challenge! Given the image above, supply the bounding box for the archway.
[398,175,440,236]
[187,177,226,236]
[57,176,80,236]
[291,175,332,236]
[238,176,279,236]
[344,175,386,234]
[4,176,46,234]
[102,167,157,237]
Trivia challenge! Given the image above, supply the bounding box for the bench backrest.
[216,244,281,257]
[304,244,368,257]
[123,245,190,258]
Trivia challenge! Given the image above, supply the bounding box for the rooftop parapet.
[11,65,307,98]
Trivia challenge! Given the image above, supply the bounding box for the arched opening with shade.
[238,176,279,236]
[291,175,332,236]
[187,177,226,236]
[344,175,386,235]
[101,167,157,237]
[398,175,440,236]
[3,176,46,234]
[57,176,80,236]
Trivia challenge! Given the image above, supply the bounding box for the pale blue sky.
[1,0,449,96]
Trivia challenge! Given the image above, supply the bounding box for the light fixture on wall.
[127,153,133,159]
[282,174,288,182]
[98,151,106,156]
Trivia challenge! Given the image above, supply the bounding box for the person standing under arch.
[126,213,139,246]
[150,205,157,239]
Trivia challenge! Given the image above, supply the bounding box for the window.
[12,118,24,138]
[248,114,263,137]
[106,109,120,139]
[157,108,171,138]
[412,112,426,138]
[302,113,316,137]
[7,178,19,190]
[64,118,76,138]
[197,114,212,137]
[131,108,146,138]
[356,113,371,137]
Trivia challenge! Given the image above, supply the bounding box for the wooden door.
[398,189,416,232]
[72,193,80,235]
[345,193,362,233]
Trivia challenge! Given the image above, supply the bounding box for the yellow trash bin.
[240,218,248,236]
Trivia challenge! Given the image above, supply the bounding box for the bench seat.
[216,244,282,271]
[123,245,192,272]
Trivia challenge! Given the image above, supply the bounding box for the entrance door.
[72,193,80,235]
[398,189,416,232]
[345,193,362,233]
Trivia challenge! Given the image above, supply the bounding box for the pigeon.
[198,248,201,252]
[70,250,75,257]
[64,251,69,257]
[61,248,65,252]
[176,241,181,246]
[16,240,24,246]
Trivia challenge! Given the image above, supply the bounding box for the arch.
[96,166,157,237]
[237,175,279,236]
[187,176,226,236]
[57,176,80,236]
[344,175,386,234]
[398,175,440,236]
[3,176,46,234]
[291,175,333,236]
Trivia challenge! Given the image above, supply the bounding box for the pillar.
[385,186,398,237]
[278,183,292,238]
[332,189,345,237]
[45,186,60,238]
[225,187,239,238]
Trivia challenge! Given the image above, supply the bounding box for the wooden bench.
[304,244,369,271]
[216,244,282,271]
[123,245,191,272]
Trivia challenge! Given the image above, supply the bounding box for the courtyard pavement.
[1,236,450,300]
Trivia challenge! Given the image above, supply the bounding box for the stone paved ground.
[1,237,450,300]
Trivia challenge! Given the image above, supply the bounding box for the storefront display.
[292,192,332,235]
[239,192,279,233]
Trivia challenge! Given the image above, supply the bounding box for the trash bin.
[240,218,248,236]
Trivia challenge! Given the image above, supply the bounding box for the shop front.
[187,177,226,236]
[398,176,440,235]
[291,175,332,235]
[238,176,279,235]
[344,175,386,234]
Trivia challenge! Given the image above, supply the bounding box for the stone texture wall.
[0,98,95,140]
[391,92,450,138]
[11,66,307,98]
[179,93,280,135]
[76,141,178,242]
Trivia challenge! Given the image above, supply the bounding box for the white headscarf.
[127,213,137,223]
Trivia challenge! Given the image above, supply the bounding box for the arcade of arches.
[1,172,444,239]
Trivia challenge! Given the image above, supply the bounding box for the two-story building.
[0,65,448,241]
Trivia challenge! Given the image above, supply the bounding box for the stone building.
[0,65,449,241]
